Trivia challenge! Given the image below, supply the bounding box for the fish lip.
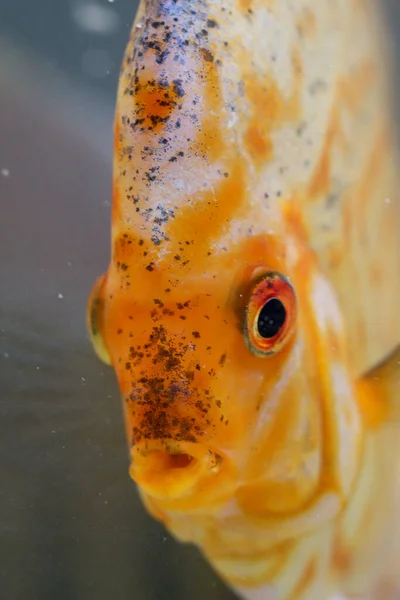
[129,440,223,500]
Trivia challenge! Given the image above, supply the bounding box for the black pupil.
[257,298,286,339]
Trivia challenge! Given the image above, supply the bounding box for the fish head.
[87,0,362,526]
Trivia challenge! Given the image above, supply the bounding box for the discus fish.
[88,1,400,598]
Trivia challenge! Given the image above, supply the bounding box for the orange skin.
[88,1,400,599]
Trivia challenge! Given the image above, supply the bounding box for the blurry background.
[0,2,399,600]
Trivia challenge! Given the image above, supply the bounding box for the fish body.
[88,1,400,599]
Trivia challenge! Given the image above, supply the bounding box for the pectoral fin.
[358,345,400,426]
[87,274,112,366]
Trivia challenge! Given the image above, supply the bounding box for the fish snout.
[130,440,223,500]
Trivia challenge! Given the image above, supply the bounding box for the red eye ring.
[244,271,296,357]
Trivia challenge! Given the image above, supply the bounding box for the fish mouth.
[130,440,223,501]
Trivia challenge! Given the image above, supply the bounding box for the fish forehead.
[111,0,340,260]
[112,0,375,233]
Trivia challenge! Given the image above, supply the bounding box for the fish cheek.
[87,274,112,366]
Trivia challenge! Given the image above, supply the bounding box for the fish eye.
[244,272,296,356]
[257,298,286,338]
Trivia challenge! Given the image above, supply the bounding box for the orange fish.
[88,1,400,598]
